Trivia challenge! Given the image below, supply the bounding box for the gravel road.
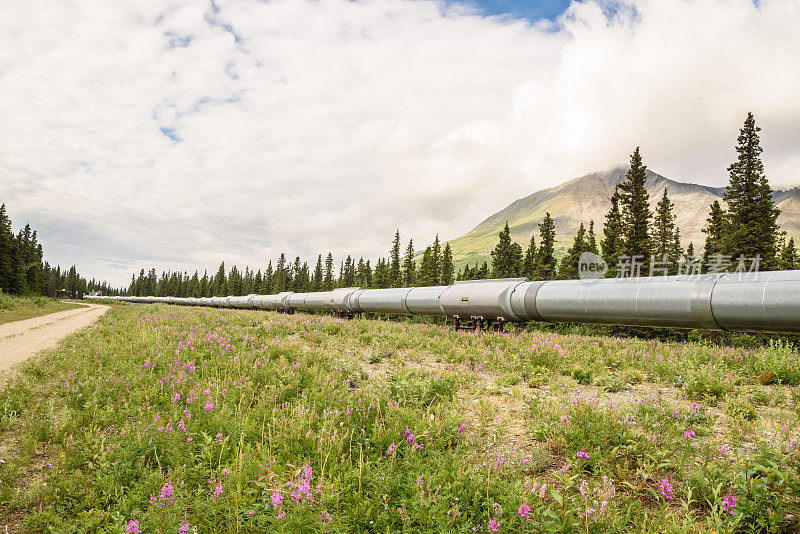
[0,302,109,372]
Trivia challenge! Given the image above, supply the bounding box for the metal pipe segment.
[86,270,800,334]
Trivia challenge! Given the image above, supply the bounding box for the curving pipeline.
[86,270,800,334]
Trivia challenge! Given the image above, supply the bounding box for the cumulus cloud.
[0,0,798,286]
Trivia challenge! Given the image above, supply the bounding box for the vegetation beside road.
[1,304,799,532]
[0,293,82,325]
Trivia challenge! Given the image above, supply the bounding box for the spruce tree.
[722,113,781,270]
[403,240,416,286]
[323,253,334,290]
[670,230,683,274]
[432,235,441,285]
[558,223,587,279]
[702,201,727,266]
[373,259,390,288]
[390,230,402,287]
[491,222,522,278]
[341,256,355,287]
[273,255,287,293]
[200,270,209,296]
[0,204,15,292]
[364,260,373,287]
[441,243,455,285]
[9,237,26,294]
[418,247,434,286]
[477,261,490,279]
[535,213,557,280]
[291,258,309,292]
[313,255,324,291]
[586,220,599,255]
[522,235,537,279]
[618,147,653,270]
[780,238,799,270]
[601,188,624,277]
[653,188,680,273]
[355,258,368,287]
[215,262,227,295]
[263,262,273,293]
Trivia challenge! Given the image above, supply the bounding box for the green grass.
[0,293,82,325]
[1,304,799,532]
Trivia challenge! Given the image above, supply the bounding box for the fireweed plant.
[0,304,798,532]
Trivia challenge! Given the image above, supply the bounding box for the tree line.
[127,232,457,297]
[0,204,117,298]
[127,113,798,297]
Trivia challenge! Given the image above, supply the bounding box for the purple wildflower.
[160,479,174,505]
[660,478,674,500]
[722,490,737,514]
[518,503,531,522]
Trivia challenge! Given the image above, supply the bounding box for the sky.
[1,0,799,288]
[462,0,571,19]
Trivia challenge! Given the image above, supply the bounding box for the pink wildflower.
[660,478,674,500]
[487,518,500,532]
[576,449,590,460]
[178,523,190,534]
[722,491,737,514]
[126,520,140,534]
[204,401,214,412]
[271,492,283,509]
[160,479,174,505]
[518,503,531,522]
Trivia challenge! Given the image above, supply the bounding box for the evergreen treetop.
[721,112,781,269]
[618,147,653,267]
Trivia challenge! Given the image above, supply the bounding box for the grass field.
[1,304,799,532]
[0,293,82,325]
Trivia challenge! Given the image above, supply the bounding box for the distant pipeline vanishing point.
[87,271,800,335]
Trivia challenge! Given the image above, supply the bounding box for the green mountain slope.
[448,167,800,270]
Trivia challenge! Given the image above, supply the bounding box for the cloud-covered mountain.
[448,167,800,268]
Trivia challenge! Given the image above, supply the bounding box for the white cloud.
[1,0,798,286]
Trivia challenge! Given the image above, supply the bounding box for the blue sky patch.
[458,0,572,21]
[159,126,182,143]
